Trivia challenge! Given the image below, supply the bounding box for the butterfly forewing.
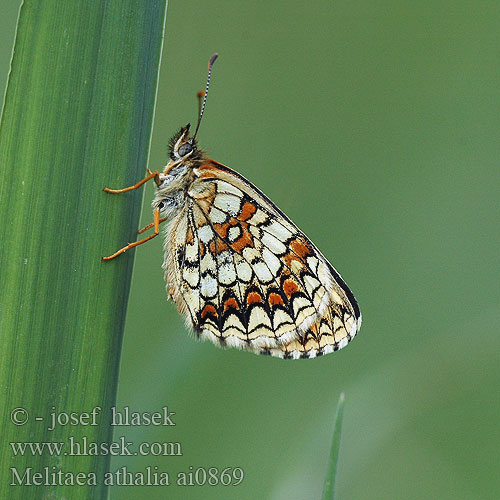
[163,159,361,358]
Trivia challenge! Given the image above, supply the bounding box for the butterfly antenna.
[192,53,218,142]
[197,90,204,118]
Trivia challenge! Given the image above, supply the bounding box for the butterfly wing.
[260,296,360,358]
[164,160,361,358]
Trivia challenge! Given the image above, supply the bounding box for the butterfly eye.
[158,201,165,210]
[178,143,193,157]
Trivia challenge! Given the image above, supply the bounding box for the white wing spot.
[338,337,349,349]
[217,251,237,285]
[262,247,281,276]
[214,193,241,215]
[253,260,274,283]
[200,274,218,298]
[228,226,241,242]
[248,306,272,332]
[249,225,261,239]
[323,345,334,354]
[183,267,199,287]
[185,242,198,262]
[267,220,293,242]
[198,225,213,243]
[216,180,244,197]
[182,287,200,311]
[248,209,268,225]
[200,251,216,273]
[235,257,252,282]
[261,231,287,255]
[223,314,245,334]
[209,206,227,224]
[242,246,261,263]
[306,256,320,274]
[272,308,294,330]
[303,274,321,296]
[292,296,313,318]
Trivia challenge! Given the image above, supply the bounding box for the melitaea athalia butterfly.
[103,54,361,359]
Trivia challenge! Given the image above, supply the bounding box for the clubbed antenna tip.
[209,53,218,68]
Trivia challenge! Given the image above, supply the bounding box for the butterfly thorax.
[152,124,205,219]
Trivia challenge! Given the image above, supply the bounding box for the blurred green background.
[2,1,499,499]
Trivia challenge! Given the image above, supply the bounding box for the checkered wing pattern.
[164,160,361,359]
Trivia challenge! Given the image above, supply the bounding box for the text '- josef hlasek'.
[10,406,176,430]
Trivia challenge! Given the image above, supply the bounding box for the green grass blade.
[321,392,346,500]
[0,1,167,498]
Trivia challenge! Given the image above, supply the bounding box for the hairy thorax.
[152,160,197,220]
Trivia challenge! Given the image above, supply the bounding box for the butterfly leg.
[103,169,161,193]
[102,208,160,261]
[138,216,167,234]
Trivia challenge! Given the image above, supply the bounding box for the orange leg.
[138,217,167,234]
[102,209,160,261]
[104,169,160,193]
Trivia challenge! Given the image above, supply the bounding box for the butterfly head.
[168,123,202,162]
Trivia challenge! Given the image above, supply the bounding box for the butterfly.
[103,54,361,359]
